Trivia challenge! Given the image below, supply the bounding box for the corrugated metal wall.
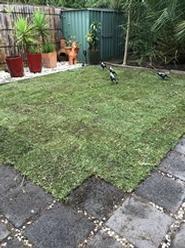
[61,9,123,62]
[61,10,89,62]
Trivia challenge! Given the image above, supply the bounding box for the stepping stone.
[135,172,185,213]
[67,176,125,220]
[25,203,94,248]
[0,182,53,228]
[0,223,10,241]
[5,238,25,248]
[175,138,185,155]
[0,166,22,195]
[87,230,123,248]
[160,151,185,181]
[171,223,185,248]
[106,196,173,248]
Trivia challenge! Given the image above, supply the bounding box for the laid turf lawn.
[0,66,185,200]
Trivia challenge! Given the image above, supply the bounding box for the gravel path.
[0,138,185,247]
[0,62,82,85]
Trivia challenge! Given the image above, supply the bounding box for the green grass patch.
[0,67,185,199]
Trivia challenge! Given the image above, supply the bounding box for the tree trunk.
[123,0,132,65]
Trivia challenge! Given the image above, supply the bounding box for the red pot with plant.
[6,56,24,77]
[27,52,42,73]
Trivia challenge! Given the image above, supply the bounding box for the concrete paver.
[0,182,53,227]
[25,203,94,248]
[135,172,185,213]
[106,195,173,248]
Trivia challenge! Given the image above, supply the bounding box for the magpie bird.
[110,72,118,84]
[100,62,106,70]
[157,71,170,80]
[109,66,117,75]
[148,63,170,80]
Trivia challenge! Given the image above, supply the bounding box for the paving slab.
[175,138,185,155]
[160,151,185,181]
[4,237,26,248]
[106,196,173,248]
[67,176,125,219]
[0,165,22,195]
[135,172,185,213]
[171,223,185,248]
[0,182,53,228]
[0,223,10,241]
[87,230,123,248]
[25,203,94,248]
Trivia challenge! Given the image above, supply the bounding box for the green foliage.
[12,10,53,56]
[28,45,41,54]
[176,20,185,42]
[0,67,185,199]
[120,0,185,65]
[109,0,123,9]
[65,36,79,47]
[86,0,110,8]
[13,11,50,55]
[60,0,86,8]
[3,0,110,8]
[86,22,101,50]
[42,42,55,53]
[32,10,49,43]
[14,17,36,50]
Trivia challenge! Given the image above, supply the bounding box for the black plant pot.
[88,49,100,65]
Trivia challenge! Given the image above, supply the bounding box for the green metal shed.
[60,8,124,62]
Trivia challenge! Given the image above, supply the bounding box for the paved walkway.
[0,138,185,248]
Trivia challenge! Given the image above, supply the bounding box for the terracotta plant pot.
[27,53,42,73]
[42,51,57,68]
[6,56,24,77]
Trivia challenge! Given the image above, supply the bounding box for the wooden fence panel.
[0,3,62,63]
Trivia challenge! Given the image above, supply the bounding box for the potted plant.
[5,18,29,77]
[13,17,42,74]
[86,22,101,65]
[6,55,24,77]
[30,11,50,73]
[42,42,57,68]
[27,45,42,73]
[31,10,51,72]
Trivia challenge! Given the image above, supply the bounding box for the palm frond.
[176,20,185,42]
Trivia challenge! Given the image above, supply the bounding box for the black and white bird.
[100,62,106,70]
[109,66,117,76]
[157,71,170,80]
[110,72,118,84]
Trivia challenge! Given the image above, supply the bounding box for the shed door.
[101,12,114,61]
